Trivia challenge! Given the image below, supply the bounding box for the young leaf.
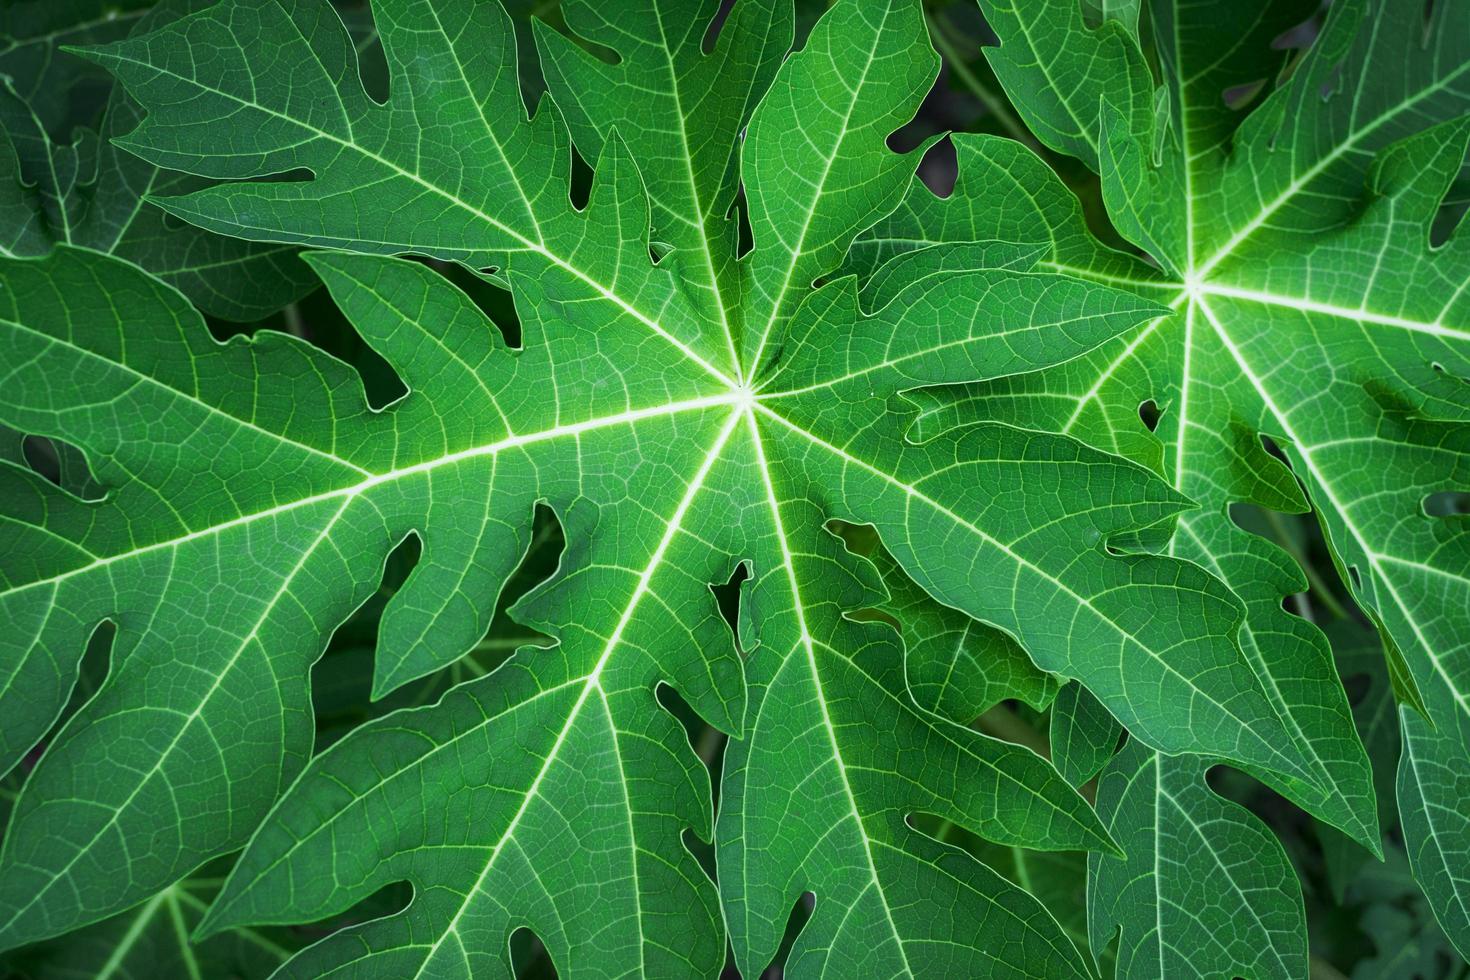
[1049,682,1120,788]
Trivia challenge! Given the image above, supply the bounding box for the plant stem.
[926,11,1041,152]
[1263,509,1352,620]
[281,302,305,338]
[694,725,726,767]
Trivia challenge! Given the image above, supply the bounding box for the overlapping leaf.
[1089,740,1308,979]
[850,0,1469,968]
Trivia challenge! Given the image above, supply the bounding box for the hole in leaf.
[826,518,880,557]
[210,287,411,409]
[918,135,959,198]
[345,3,390,105]
[21,434,103,499]
[510,926,557,978]
[1347,565,1363,592]
[427,258,522,349]
[734,186,754,260]
[379,531,423,600]
[906,810,968,845]
[759,891,816,978]
[702,0,739,54]
[849,606,902,632]
[20,434,62,485]
[1431,193,1469,249]
[241,166,315,185]
[312,648,382,747]
[568,142,594,211]
[29,620,123,773]
[1137,399,1161,432]
[1258,433,1291,466]
[504,505,565,604]
[315,508,562,739]
[657,681,707,755]
[710,560,750,654]
[1280,591,1311,621]
[681,825,719,885]
[658,684,726,871]
[978,700,1053,756]
[1424,490,1470,517]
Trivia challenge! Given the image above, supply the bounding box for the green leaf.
[963,0,1470,953]
[858,103,1381,846]
[0,159,1156,980]
[535,0,793,335]
[1,867,293,980]
[869,539,1059,721]
[0,0,1298,971]
[851,0,1470,964]
[1049,682,1119,788]
[856,134,1376,843]
[9,0,1445,971]
[1089,741,1309,979]
[0,0,313,319]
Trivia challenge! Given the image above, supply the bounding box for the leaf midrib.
[648,0,742,379]
[746,408,916,977]
[5,313,373,477]
[752,401,1308,782]
[1196,296,1470,726]
[744,2,895,378]
[3,391,744,601]
[92,47,739,389]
